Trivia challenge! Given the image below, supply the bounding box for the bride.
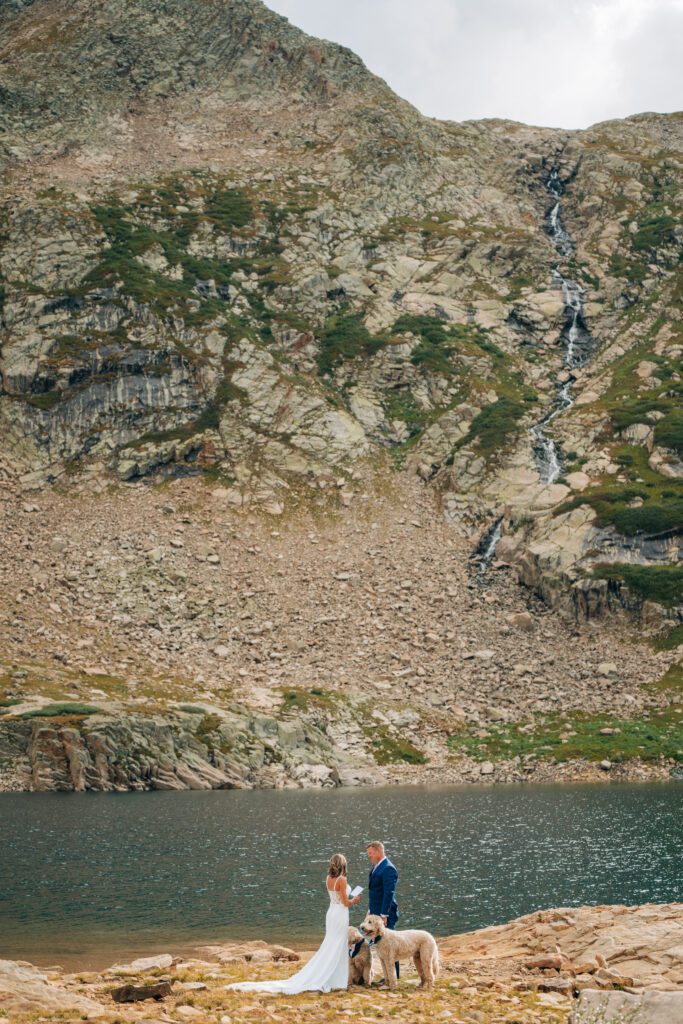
[227,853,362,994]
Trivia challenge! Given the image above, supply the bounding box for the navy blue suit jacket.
[368,858,399,928]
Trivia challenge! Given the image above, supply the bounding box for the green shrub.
[317,312,387,374]
[559,467,683,536]
[611,398,670,431]
[203,188,252,232]
[593,563,683,607]
[25,391,62,411]
[633,214,677,252]
[458,397,526,458]
[384,390,429,433]
[655,411,683,457]
[389,316,499,376]
[609,500,683,536]
[609,252,647,283]
[392,314,451,346]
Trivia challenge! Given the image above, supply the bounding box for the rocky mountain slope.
[0,0,681,790]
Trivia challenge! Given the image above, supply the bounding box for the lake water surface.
[1,783,681,968]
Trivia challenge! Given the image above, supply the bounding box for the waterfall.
[472,516,503,575]
[530,167,594,485]
[473,160,596,575]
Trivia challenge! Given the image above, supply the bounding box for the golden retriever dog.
[359,913,439,990]
[347,926,373,986]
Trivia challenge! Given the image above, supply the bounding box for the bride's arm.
[336,875,361,907]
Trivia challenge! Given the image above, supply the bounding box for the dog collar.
[366,935,382,946]
[349,939,365,959]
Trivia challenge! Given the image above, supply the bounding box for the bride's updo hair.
[328,853,348,878]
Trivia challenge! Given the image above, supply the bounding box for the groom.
[366,840,400,981]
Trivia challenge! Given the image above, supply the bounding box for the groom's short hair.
[366,841,385,854]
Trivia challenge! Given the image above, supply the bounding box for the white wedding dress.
[227,882,349,994]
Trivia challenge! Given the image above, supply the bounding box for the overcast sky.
[267,0,683,129]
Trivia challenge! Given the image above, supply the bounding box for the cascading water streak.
[474,161,596,575]
[473,517,503,575]
[531,167,594,485]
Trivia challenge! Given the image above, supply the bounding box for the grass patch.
[652,624,683,651]
[593,563,683,607]
[25,391,63,411]
[279,688,337,713]
[632,213,678,253]
[383,390,430,435]
[390,316,498,377]
[203,187,252,232]
[563,487,683,536]
[20,703,103,718]
[363,724,427,765]
[655,410,683,458]
[454,396,528,459]
[317,312,387,375]
[556,445,683,537]
[646,662,683,696]
[449,710,683,764]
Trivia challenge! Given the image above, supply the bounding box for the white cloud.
[266,0,683,128]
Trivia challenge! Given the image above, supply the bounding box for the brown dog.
[359,913,439,990]
[348,926,373,986]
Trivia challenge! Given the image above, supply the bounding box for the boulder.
[506,612,534,631]
[109,953,174,974]
[0,960,106,1017]
[565,471,591,491]
[570,990,683,1023]
[111,981,173,1003]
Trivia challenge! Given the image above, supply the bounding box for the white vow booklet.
[348,885,364,898]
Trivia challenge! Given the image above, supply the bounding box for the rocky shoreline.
[1,904,681,1024]
[1,706,680,794]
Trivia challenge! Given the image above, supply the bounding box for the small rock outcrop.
[0,959,105,1018]
[0,705,356,792]
[439,903,683,992]
[571,990,683,1024]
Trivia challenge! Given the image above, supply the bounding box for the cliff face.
[0,0,680,791]
[0,702,369,792]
